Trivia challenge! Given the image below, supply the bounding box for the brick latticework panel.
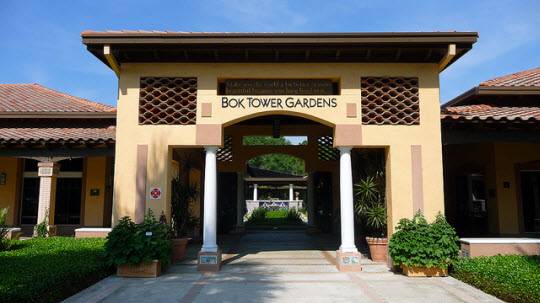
[217,136,233,162]
[139,77,197,125]
[317,136,339,161]
[361,77,419,125]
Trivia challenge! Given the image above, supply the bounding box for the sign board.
[221,96,337,109]
[149,187,162,200]
[223,79,334,95]
[199,255,218,264]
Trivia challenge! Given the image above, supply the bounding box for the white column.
[236,172,244,226]
[253,183,258,201]
[307,172,315,226]
[202,147,218,252]
[339,147,357,253]
[289,184,294,201]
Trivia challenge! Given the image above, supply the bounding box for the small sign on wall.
[149,187,162,200]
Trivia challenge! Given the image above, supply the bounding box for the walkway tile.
[63,231,504,303]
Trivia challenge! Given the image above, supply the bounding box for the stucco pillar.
[289,184,294,201]
[35,162,60,236]
[198,146,221,271]
[336,147,361,271]
[253,183,258,201]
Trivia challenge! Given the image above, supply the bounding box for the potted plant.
[105,210,172,277]
[388,212,459,277]
[171,176,199,263]
[354,175,388,263]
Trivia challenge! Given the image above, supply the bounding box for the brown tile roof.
[0,126,115,144]
[0,84,115,113]
[441,104,540,122]
[480,66,540,87]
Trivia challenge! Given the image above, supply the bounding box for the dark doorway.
[314,172,333,233]
[20,178,39,224]
[217,172,238,234]
[54,178,83,224]
[521,171,540,233]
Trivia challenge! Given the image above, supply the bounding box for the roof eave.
[0,112,116,119]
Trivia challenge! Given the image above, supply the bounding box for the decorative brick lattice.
[217,136,233,162]
[361,77,419,125]
[139,77,197,125]
[317,136,339,161]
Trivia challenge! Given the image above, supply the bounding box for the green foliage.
[246,207,304,226]
[354,176,387,237]
[452,255,540,303]
[34,208,49,238]
[171,177,199,238]
[105,211,172,268]
[0,237,111,303]
[388,212,459,269]
[0,208,9,251]
[244,135,305,175]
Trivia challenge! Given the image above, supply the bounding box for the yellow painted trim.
[104,45,120,77]
[438,44,456,71]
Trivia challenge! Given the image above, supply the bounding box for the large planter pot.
[365,237,388,263]
[402,265,448,277]
[117,260,161,278]
[171,238,191,263]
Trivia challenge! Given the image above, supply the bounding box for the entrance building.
[80,31,477,271]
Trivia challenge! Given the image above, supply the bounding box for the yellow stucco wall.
[113,62,445,234]
[494,143,540,234]
[0,157,20,225]
[83,157,107,226]
[444,142,540,236]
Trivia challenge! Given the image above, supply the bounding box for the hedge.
[452,255,540,303]
[0,237,112,303]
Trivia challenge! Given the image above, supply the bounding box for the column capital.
[37,162,60,177]
[338,146,352,153]
[204,146,219,153]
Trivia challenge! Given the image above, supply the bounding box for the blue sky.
[1,0,539,106]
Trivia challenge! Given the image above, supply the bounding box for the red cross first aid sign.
[150,187,162,200]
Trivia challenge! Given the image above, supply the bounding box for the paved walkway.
[65,231,503,303]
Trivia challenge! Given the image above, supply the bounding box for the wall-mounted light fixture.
[0,172,6,185]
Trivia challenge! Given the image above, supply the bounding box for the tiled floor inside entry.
[65,231,503,303]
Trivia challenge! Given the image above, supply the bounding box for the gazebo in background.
[244,165,307,214]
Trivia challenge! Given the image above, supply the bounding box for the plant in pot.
[171,176,199,263]
[105,210,172,278]
[354,176,387,263]
[388,212,459,277]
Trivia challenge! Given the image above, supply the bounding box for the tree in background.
[244,136,306,175]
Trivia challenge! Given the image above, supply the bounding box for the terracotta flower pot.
[171,238,191,263]
[365,237,388,263]
[117,260,161,278]
[402,265,448,277]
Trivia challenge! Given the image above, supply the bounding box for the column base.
[197,249,222,272]
[336,250,362,272]
[33,224,57,237]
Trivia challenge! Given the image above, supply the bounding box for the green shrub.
[0,208,9,251]
[388,212,459,269]
[247,207,268,223]
[452,255,540,303]
[104,211,172,267]
[0,237,111,303]
[246,207,303,226]
[286,207,301,221]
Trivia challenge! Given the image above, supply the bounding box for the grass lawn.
[452,255,540,303]
[0,237,112,303]
[246,208,305,227]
